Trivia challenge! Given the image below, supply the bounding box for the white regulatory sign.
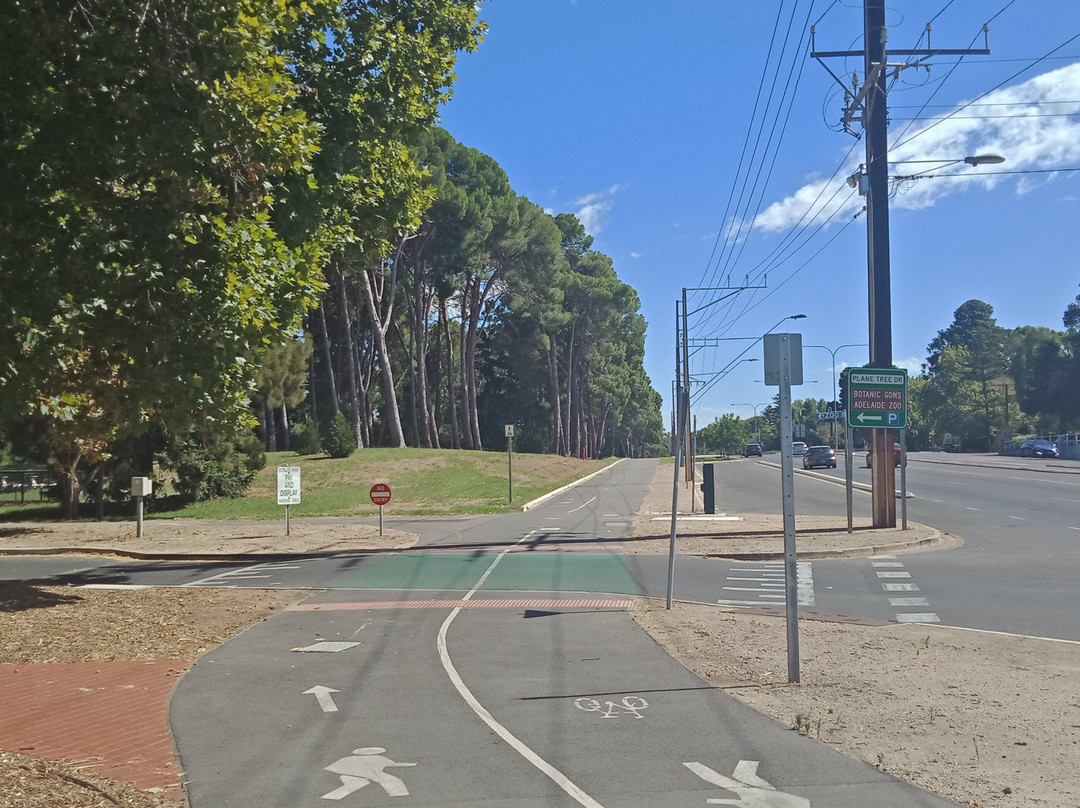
[277,466,301,505]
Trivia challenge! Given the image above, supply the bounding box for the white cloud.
[895,356,924,377]
[574,184,623,234]
[753,62,1080,232]
[629,251,642,258]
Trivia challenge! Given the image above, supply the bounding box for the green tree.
[698,415,750,456]
[0,1,329,515]
[926,300,1012,450]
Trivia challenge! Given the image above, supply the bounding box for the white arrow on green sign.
[846,367,907,429]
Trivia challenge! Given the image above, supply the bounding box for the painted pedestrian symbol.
[322,747,417,801]
[684,760,810,807]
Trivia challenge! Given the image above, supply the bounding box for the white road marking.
[876,571,912,579]
[437,530,604,808]
[304,685,340,712]
[881,583,919,591]
[1054,497,1080,504]
[1070,527,1080,532]
[870,561,904,568]
[684,760,810,807]
[568,496,597,514]
[965,507,979,511]
[1008,516,1025,521]
[294,642,361,653]
[888,597,930,607]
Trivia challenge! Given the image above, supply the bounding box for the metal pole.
[845,419,854,533]
[379,503,384,536]
[136,496,144,538]
[667,388,687,610]
[900,427,908,530]
[777,334,800,684]
[681,289,694,496]
[508,434,513,503]
[286,504,291,536]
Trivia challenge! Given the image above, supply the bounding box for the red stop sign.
[369,483,392,506]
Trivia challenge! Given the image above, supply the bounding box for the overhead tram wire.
[697,0,808,297]
[707,14,818,306]
[695,2,788,292]
[696,132,863,342]
[701,2,811,297]
[891,27,1080,154]
[708,183,859,340]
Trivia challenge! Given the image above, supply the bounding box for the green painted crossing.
[339,551,636,595]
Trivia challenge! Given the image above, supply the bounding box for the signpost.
[816,409,845,422]
[277,466,301,535]
[505,424,515,503]
[370,483,392,536]
[846,368,907,429]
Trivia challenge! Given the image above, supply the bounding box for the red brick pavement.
[0,659,191,800]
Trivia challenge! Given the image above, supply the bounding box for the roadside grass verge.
[0,449,618,521]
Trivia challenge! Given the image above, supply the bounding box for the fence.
[0,469,58,503]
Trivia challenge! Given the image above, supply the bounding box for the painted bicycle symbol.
[574,696,649,719]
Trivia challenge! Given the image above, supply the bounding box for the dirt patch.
[633,600,1080,808]
[0,517,416,558]
[629,464,1080,808]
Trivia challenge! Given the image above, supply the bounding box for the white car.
[792,442,808,456]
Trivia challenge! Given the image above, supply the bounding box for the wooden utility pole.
[812,0,989,526]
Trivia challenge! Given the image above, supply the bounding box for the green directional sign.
[846,367,907,429]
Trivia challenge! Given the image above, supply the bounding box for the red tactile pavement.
[0,659,191,799]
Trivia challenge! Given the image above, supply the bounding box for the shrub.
[291,420,322,455]
[321,412,356,458]
[165,433,265,503]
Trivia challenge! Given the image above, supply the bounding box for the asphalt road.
[165,458,958,807]
[727,453,1080,641]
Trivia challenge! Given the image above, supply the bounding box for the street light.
[847,154,1006,189]
[731,402,770,444]
[804,343,868,410]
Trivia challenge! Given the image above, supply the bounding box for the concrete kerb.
[519,458,625,511]
[693,525,959,562]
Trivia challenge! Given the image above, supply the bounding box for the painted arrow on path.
[684,760,809,807]
[304,685,341,713]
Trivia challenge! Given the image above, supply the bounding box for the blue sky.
[438,1,1080,426]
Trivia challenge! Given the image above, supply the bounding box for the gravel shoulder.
[2,463,1078,807]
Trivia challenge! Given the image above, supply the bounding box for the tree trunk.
[547,335,563,455]
[336,266,364,450]
[279,404,291,451]
[441,299,460,449]
[359,265,406,448]
[316,301,339,417]
[55,446,82,520]
[265,400,278,452]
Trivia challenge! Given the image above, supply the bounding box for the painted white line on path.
[966,507,979,511]
[436,530,605,808]
[1008,516,1025,520]
[568,496,598,514]
[1053,497,1080,504]
[876,571,912,579]
[882,583,920,591]
[1070,527,1080,532]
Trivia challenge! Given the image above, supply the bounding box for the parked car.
[743,443,763,457]
[792,441,808,456]
[865,443,905,467]
[803,445,836,469]
[1019,438,1059,458]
